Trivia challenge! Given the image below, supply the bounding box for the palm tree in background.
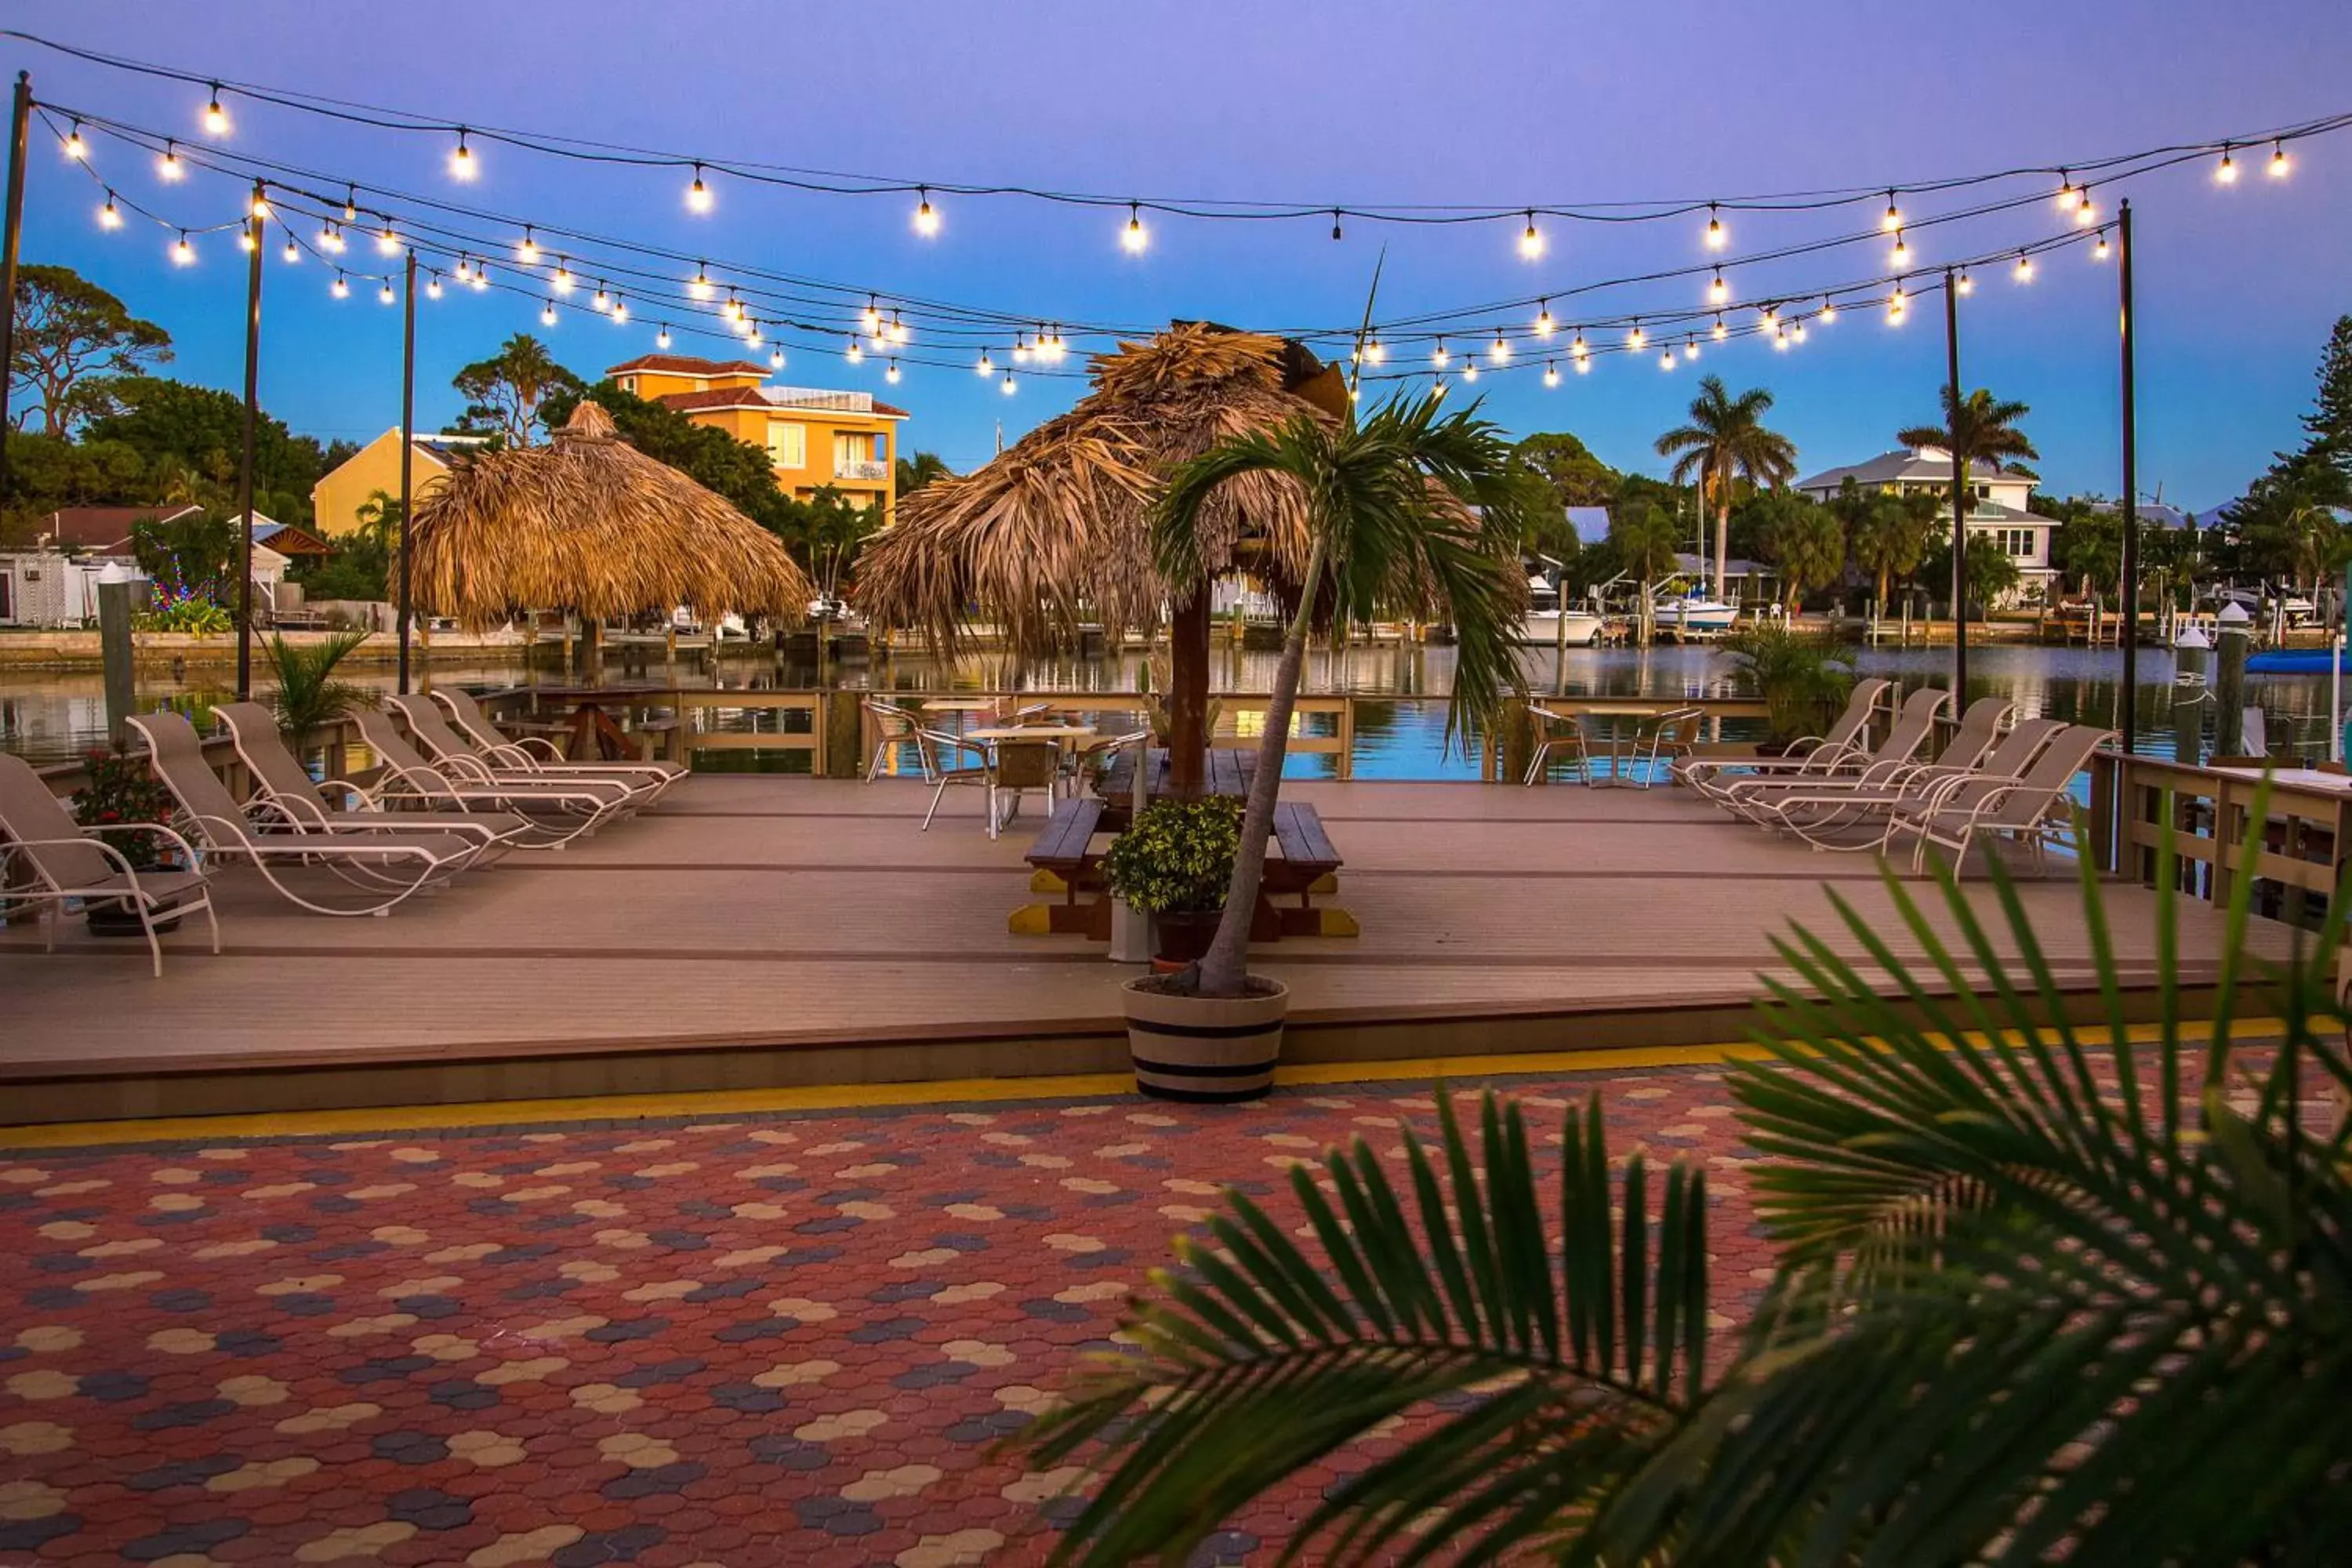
[1900,387,2038,612]
[1609,501,1683,641]
[1654,376,1798,602]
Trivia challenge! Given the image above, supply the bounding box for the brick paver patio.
[0,1065,1773,1566]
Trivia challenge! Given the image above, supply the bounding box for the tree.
[1846,482,1936,612]
[1961,529,2023,615]
[1018,848,2352,1563]
[297,489,398,601]
[2298,313,2352,489]
[775,486,880,598]
[1152,390,1526,999]
[1512,430,1621,509]
[543,381,791,534]
[129,509,237,603]
[1765,497,1846,610]
[452,335,583,448]
[83,376,333,525]
[895,450,953,498]
[2054,505,2125,600]
[1654,376,1797,601]
[7,264,172,434]
[1610,500,1682,641]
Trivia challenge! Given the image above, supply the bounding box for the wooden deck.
[0,775,2287,1123]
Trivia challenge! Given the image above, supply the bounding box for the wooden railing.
[2090,752,2348,919]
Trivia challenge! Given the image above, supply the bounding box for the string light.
[202,84,229,136]
[1956,269,1975,296]
[890,310,908,344]
[1704,202,1726,250]
[427,273,444,300]
[913,187,940,236]
[1363,338,1385,364]
[1489,332,1511,365]
[1773,323,1791,352]
[2216,145,2238,184]
[592,282,611,313]
[517,227,539,263]
[1461,359,1479,383]
[1518,209,1544,260]
[764,345,782,369]
[1759,303,1778,328]
[862,296,882,336]
[610,296,628,325]
[1534,300,1555,336]
[319,220,345,254]
[63,120,86,161]
[1570,332,1588,361]
[1683,338,1700,361]
[2092,229,2111,261]
[1330,209,1343,241]
[655,323,670,348]
[1791,319,1807,345]
[281,234,299,264]
[1889,227,1911,267]
[685,162,713,212]
[1122,202,1148,253]
[1880,191,1902,231]
[330,272,350,299]
[886,359,901,384]
[2270,140,2291,178]
[96,192,122,230]
[1658,347,1675,371]
[2014,250,2034,282]
[744,320,761,347]
[376,225,401,256]
[550,262,575,294]
[1627,319,1646,350]
[688,263,713,300]
[1431,336,1449,368]
[343,187,359,223]
[251,192,272,220]
[171,230,194,266]
[1708,270,1729,307]
[379,280,396,305]
[470,266,488,292]
[237,228,254,253]
[1013,334,1032,365]
[449,129,476,180]
[1574,355,1591,376]
[975,348,993,376]
[2075,188,2098,225]
[1818,296,1838,324]
[1429,376,1447,399]
[158,141,183,181]
[1886,283,1907,324]
[1543,360,1559,387]
[1001,371,1017,396]
[2055,171,2078,211]
[1711,314,1728,341]
[540,299,557,325]
[848,337,867,364]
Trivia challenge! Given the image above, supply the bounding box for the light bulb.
[1889,229,1910,267]
[724,292,743,322]
[1711,315,1728,341]
[592,284,610,313]
[379,281,396,305]
[1704,202,1726,250]
[610,297,628,325]
[913,187,940,236]
[686,162,713,213]
[886,359,901,384]
[975,349,993,376]
[2270,141,2291,179]
[745,320,761,347]
[771,347,786,368]
[203,86,230,136]
[2075,191,2097,226]
[1574,356,1591,376]
[1956,270,1974,296]
[1684,339,1700,361]
[343,189,358,223]
[1365,338,1385,364]
[1122,202,1148,253]
[64,122,87,161]
[540,299,557,325]
[689,265,713,301]
[1013,337,1032,365]
[426,274,444,299]
[1519,209,1544,260]
[452,255,471,283]
[1544,361,1559,387]
[1773,326,1790,352]
[330,273,350,299]
[1708,271,1729,307]
[2055,171,2078,210]
[1791,320,1807,344]
[2216,147,2238,183]
[1429,378,1446,399]
[550,263,573,294]
[1534,300,1555,336]
[1886,289,1907,325]
[2014,252,2035,283]
[655,324,671,349]
[450,130,476,180]
[281,236,299,264]
[470,268,488,292]
[862,296,882,336]
[1001,372,1016,396]
[171,231,194,266]
[251,193,272,220]
[1880,191,1902,231]
[1819,297,1838,323]
[1490,332,1510,365]
[376,227,401,256]
[889,312,908,344]
[1432,338,1449,368]
[1659,347,1675,371]
[1331,209,1343,241]
[517,228,539,264]
[2092,230,2111,261]
[320,221,344,254]
[1571,332,1588,359]
[1461,360,1478,383]
[1627,320,1646,350]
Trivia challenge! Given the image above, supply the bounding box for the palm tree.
[1841,480,1936,615]
[264,627,371,765]
[1653,376,1798,602]
[1772,504,1846,611]
[1609,501,1682,641]
[1017,826,2352,1563]
[1153,391,1526,999]
[1900,387,2038,616]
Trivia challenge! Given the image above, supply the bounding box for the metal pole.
[0,74,33,508]
[235,181,264,701]
[397,248,417,693]
[2118,200,2140,755]
[1944,268,1967,702]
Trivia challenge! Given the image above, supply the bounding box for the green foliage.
[1740,490,1845,606]
[1655,376,1798,591]
[82,376,332,526]
[1609,500,1682,590]
[2299,313,2352,491]
[895,450,953,497]
[132,595,232,633]
[1018,820,2352,1563]
[1842,479,1939,609]
[264,629,372,753]
[0,430,153,540]
[1719,622,1856,743]
[71,746,178,869]
[451,334,585,447]
[1513,430,1622,510]
[2055,503,2125,597]
[130,510,237,603]
[9,263,172,434]
[294,489,399,602]
[1922,528,2027,617]
[1098,797,1244,914]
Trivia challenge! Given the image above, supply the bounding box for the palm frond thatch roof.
[857,325,1339,657]
[409,401,815,628]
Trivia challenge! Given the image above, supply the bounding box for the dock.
[1,776,2283,1126]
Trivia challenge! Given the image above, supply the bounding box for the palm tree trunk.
[1167,590,1212,797]
[1195,534,1329,998]
[1712,488,1730,605]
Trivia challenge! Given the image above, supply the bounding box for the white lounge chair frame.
[0,752,220,977]
[432,688,684,799]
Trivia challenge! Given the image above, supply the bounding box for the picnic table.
[529,684,679,764]
[1093,746,1259,813]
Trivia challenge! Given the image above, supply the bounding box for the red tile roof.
[38,505,201,551]
[874,401,911,419]
[605,354,768,378]
[652,388,770,414]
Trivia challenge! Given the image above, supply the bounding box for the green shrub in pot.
[1099,797,1243,916]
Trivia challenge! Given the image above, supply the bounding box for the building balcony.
[833,459,891,483]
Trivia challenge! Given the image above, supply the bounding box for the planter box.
[1120,977,1287,1102]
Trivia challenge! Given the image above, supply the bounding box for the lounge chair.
[1714,687,1951,819]
[387,695,658,811]
[0,751,218,977]
[1750,712,2063,852]
[215,703,534,862]
[1675,677,1892,796]
[352,709,626,848]
[432,688,686,799]
[1888,723,2115,874]
[127,712,481,917]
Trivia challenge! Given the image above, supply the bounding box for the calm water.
[2,640,2336,778]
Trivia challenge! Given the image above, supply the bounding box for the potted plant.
[70,744,183,935]
[265,628,372,770]
[1719,623,1857,753]
[1100,797,1244,972]
[1121,317,1529,1102]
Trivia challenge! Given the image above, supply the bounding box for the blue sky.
[5,0,2348,510]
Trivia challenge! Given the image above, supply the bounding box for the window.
[1995,528,2035,559]
[765,421,807,469]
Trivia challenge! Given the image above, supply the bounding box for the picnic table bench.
[1014,794,1354,940]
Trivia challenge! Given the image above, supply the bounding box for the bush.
[1719,622,1856,746]
[133,592,232,633]
[1100,797,1244,914]
[71,746,178,870]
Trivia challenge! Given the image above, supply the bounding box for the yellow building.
[310,429,493,538]
[608,355,906,518]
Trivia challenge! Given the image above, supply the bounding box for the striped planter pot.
[1120,977,1289,1103]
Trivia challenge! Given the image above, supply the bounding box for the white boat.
[1651,595,1740,635]
[1518,608,1606,647]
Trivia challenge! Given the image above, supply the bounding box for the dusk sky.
[5,1,2348,510]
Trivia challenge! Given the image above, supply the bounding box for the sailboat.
[1516,573,1605,646]
[1651,498,1738,636]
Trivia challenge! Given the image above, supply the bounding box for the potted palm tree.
[265,628,372,771]
[1120,381,1526,1100]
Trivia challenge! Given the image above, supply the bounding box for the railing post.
[1338,696,1355,781]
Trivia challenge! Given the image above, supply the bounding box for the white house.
[1794,448,2061,604]
[0,506,297,628]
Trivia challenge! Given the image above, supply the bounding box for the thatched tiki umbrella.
[410,401,815,645]
[858,325,1346,793]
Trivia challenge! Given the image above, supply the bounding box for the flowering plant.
[71,746,179,871]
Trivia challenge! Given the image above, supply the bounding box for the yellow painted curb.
[1317,908,1362,938]
[1006,904,1052,935]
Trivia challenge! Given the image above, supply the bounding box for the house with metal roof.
[1794,446,2061,602]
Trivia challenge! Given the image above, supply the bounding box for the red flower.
[99,810,120,822]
